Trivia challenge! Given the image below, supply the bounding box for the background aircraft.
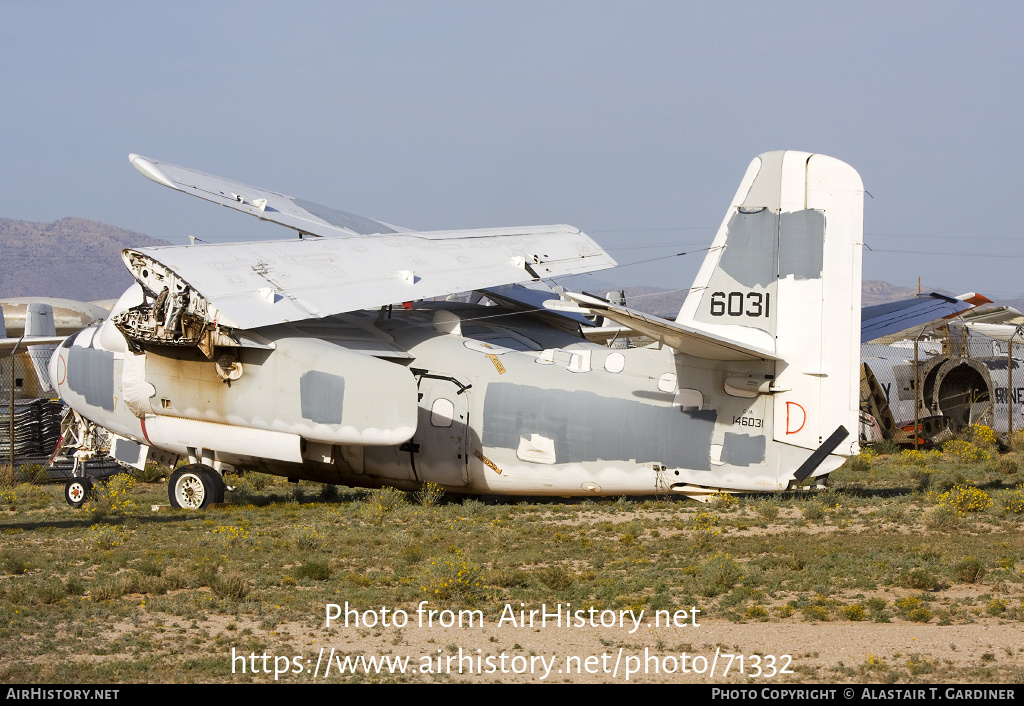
[50,150,864,507]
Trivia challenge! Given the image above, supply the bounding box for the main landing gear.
[168,464,225,510]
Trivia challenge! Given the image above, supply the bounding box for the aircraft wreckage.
[50,150,866,508]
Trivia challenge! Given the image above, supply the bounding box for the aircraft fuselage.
[52,296,835,498]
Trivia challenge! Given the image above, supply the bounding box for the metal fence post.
[1010,339,1014,438]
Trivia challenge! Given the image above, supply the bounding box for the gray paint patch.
[67,346,115,411]
[778,210,825,280]
[715,209,778,288]
[300,370,345,424]
[482,383,716,470]
[293,198,396,235]
[721,432,766,466]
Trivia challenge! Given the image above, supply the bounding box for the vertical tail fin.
[677,151,864,453]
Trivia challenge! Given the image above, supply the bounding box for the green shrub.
[942,440,991,464]
[906,607,933,623]
[2,555,28,575]
[801,605,830,621]
[924,506,961,531]
[744,605,769,620]
[246,472,274,492]
[488,568,529,588]
[400,544,424,564]
[421,554,485,602]
[839,604,867,621]
[90,577,127,602]
[212,572,250,599]
[954,557,985,584]
[697,554,742,597]
[986,599,1007,616]
[754,498,781,522]
[134,462,169,483]
[872,439,900,456]
[537,566,574,591]
[899,568,938,591]
[848,454,871,472]
[801,500,827,521]
[415,482,445,507]
[17,463,49,484]
[361,487,406,524]
[295,560,332,581]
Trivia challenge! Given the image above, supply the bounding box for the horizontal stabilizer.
[545,292,778,361]
[479,283,595,328]
[0,335,66,356]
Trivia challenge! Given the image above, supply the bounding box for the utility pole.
[8,339,21,473]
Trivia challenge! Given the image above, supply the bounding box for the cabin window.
[430,398,455,427]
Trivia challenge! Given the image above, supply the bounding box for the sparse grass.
[2,450,1024,683]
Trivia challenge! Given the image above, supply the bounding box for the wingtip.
[129,154,178,190]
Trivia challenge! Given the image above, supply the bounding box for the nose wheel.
[64,478,93,508]
[168,464,225,510]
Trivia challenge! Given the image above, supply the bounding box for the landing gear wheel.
[200,466,225,504]
[168,464,224,509]
[65,478,93,508]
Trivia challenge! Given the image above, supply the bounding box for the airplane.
[49,150,864,508]
[859,296,1024,442]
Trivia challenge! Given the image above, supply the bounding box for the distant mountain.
[861,280,921,307]
[0,217,170,302]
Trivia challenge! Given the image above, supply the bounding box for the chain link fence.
[0,349,63,476]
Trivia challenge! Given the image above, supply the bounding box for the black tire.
[65,478,93,508]
[198,466,225,504]
[168,464,222,509]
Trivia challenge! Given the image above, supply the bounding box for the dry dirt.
[126,609,1024,684]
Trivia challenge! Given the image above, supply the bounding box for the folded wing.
[126,155,616,329]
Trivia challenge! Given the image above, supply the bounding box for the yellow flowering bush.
[90,524,129,550]
[896,449,929,466]
[692,511,719,533]
[421,552,485,602]
[708,491,738,510]
[961,423,997,447]
[931,484,992,515]
[92,473,137,516]
[998,484,1024,514]
[942,439,991,464]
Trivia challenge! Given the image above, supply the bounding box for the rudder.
[677,151,864,456]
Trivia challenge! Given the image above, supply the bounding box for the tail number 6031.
[710,291,770,318]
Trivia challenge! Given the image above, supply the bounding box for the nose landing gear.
[64,478,93,508]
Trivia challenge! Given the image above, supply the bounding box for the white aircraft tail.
[25,303,58,393]
[677,151,864,454]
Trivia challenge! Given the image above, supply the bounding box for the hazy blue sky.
[2,1,1021,300]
